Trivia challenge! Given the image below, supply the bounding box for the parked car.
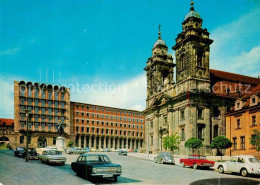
[71,154,122,182]
[65,147,88,154]
[180,155,215,169]
[103,148,111,152]
[23,148,39,160]
[154,152,175,164]
[14,147,25,157]
[84,147,91,152]
[118,149,127,156]
[217,155,260,177]
[43,146,58,151]
[39,150,67,165]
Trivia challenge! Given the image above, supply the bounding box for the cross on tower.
[158,24,161,39]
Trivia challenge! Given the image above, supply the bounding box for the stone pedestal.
[56,136,65,151]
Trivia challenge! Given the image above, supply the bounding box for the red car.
[180,155,215,170]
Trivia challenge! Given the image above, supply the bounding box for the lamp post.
[24,109,31,162]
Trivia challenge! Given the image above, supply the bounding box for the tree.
[163,133,180,157]
[210,136,232,161]
[67,140,74,147]
[250,129,260,151]
[185,137,203,155]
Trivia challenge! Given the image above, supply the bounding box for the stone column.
[104,136,107,148]
[153,111,160,153]
[113,137,116,149]
[89,136,92,148]
[78,135,82,147]
[94,136,97,149]
[167,105,174,136]
[107,137,110,148]
[117,138,120,149]
[190,106,197,138]
[130,139,133,150]
[204,108,211,146]
[99,137,102,149]
[83,136,86,148]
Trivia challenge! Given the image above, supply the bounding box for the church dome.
[184,10,200,21]
[153,39,166,48]
[184,1,201,21]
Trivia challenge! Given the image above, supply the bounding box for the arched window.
[213,107,220,117]
[197,51,203,67]
[213,125,219,138]
[180,54,185,70]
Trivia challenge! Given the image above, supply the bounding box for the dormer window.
[236,102,240,108]
[250,96,257,106]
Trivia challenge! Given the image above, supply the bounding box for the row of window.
[75,126,143,137]
[20,87,66,100]
[76,119,143,129]
[20,106,66,115]
[75,113,143,123]
[20,122,63,131]
[20,115,66,122]
[236,115,257,129]
[75,105,143,117]
[20,99,66,107]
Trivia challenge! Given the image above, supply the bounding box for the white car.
[39,150,67,165]
[217,155,260,177]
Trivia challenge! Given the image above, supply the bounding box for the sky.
[0,0,260,119]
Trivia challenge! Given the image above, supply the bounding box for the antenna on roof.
[53,70,55,85]
[40,68,42,83]
[46,69,48,84]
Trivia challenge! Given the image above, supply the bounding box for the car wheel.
[181,162,185,168]
[218,165,224,173]
[41,159,44,164]
[113,176,117,182]
[61,162,65,166]
[241,168,248,177]
[193,163,197,170]
[47,159,49,164]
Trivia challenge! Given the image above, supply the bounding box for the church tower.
[144,26,175,108]
[172,1,213,94]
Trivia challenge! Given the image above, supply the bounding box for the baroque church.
[144,1,260,155]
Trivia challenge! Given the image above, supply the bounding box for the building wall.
[13,81,71,148]
[71,102,145,150]
[226,106,260,158]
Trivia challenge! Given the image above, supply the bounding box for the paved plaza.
[0,150,259,185]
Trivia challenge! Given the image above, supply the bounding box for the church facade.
[144,2,260,155]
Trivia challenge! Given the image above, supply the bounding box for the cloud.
[210,8,260,76]
[0,48,21,56]
[70,73,146,111]
[0,77,15,118]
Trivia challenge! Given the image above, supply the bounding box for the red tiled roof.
[210,69,260,85]
[242,84,260,98]
[0,118,14,126]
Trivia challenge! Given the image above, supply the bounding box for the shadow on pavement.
[89,176,141,184]
[190,178,260,185]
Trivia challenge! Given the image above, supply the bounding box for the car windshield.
[46,150,62,155]
[162,152,172,156]
[86,155,111,164]
[249,158,260,163]
[17,147,25,150]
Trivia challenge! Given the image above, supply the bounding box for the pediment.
[150,93,173,107]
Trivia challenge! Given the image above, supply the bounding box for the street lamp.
[24,109,31,162]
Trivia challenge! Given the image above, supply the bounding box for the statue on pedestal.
[56,121,65,151]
